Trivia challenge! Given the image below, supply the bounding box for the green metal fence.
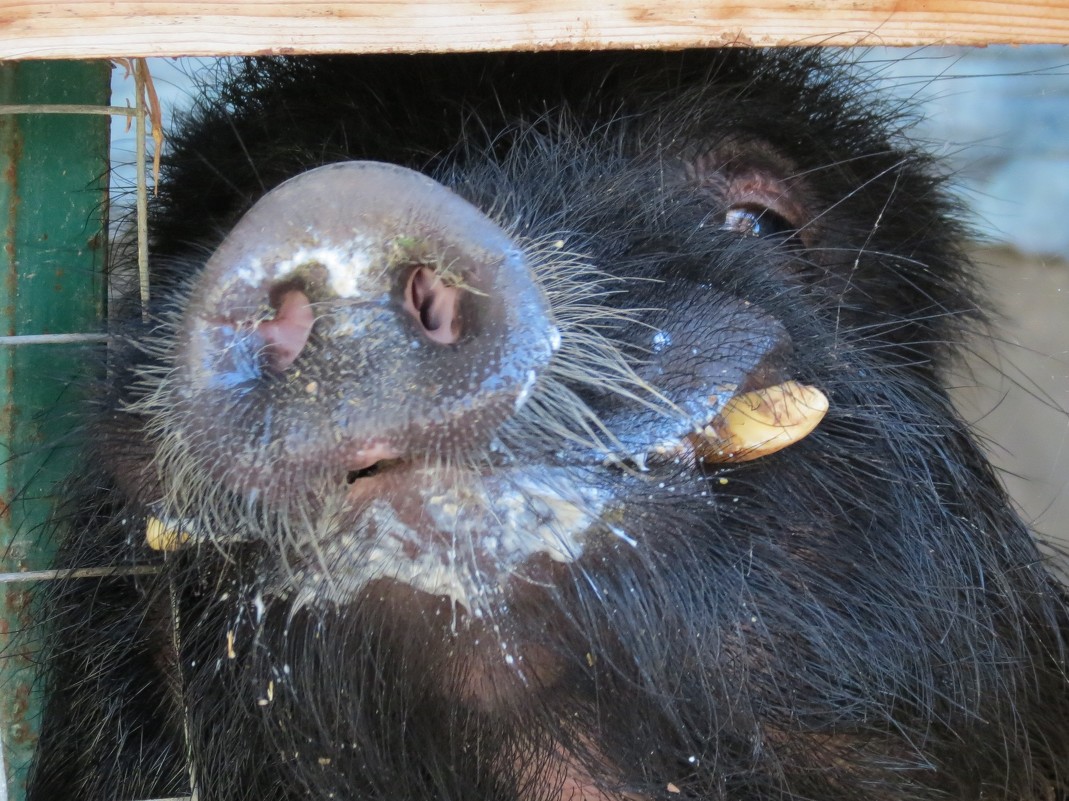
[0,59,110,801]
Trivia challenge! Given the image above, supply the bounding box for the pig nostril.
[419,293,438,330]
[404,266,461,345]
[257,287,314,372]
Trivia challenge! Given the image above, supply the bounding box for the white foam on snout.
[240,239,379,298]
[323,244,375,298]
[283,470,609,613]
[235,256,267,287]
[548,325,562,352]
[513,370,538,413]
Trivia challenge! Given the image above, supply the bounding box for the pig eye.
[722,204,796,238]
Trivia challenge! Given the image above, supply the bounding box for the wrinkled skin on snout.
[31,51,1069,801]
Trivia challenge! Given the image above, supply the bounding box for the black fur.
[28,50,1069,801]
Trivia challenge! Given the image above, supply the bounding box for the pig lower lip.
[294,464,607,609]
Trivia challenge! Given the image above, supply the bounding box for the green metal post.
[0,60,109,801]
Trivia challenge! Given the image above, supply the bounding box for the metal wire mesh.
[0,57,188,801]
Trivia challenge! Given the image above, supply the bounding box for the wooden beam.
[1,1,1068,60]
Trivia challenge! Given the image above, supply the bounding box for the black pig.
[28,50,1069,801]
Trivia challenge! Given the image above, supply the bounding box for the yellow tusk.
[145,516,193,551]
[697,380,828,463]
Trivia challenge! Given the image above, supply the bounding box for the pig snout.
[168,161,558,496]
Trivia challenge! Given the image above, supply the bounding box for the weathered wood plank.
[1,1,1068,60]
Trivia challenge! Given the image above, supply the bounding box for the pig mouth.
[144,373,828,612]
[289,377,827,609]
[345,459,401,484]
[340,372,829,491]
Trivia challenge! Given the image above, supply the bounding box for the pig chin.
[284,461,611,613]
